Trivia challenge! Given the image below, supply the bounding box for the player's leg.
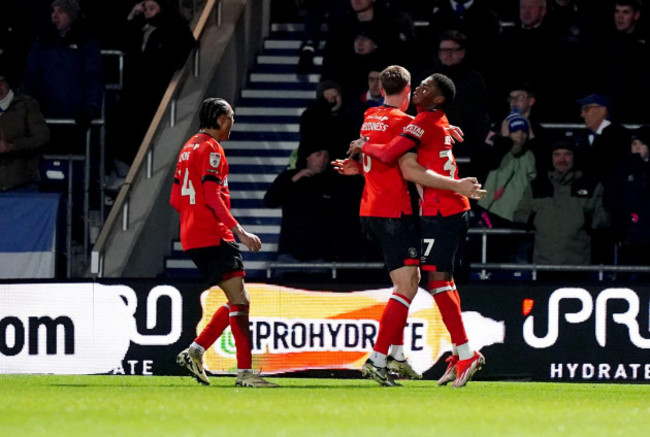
[219,275,278,388]
[180,292,230,385]
[194,293,230,350]
[385,266,422,379]
[176,247,228,385]
[361,217,420,385]
[421,213,484,387]
[366,265,418,375]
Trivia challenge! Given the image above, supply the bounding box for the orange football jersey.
[402,110,470,217]
[172,133,235,250]
[359,106,414,217]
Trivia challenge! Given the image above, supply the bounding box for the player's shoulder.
[390,108,414,121]
[363,106,381,118]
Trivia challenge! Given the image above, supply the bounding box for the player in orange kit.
[352,73,486,387]
[334,67,484,386]
[170,97,277,388]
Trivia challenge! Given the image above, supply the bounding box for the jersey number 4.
[181,168,196,205]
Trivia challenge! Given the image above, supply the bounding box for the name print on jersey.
[404,124,424,138]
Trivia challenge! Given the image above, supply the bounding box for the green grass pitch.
[1,375,649,436]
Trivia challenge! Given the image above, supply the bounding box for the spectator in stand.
[493,81,549,175]
[108,0,195,184]
[359,67,385,109]
[0,67,50,192]
[295,0,349,74]
[590,0,650,123]
[287,80,366,262]
[23,0,103,154]
[321,0,417,99]
[575,93,628,264]
[299,80,361,160]
[498,0,578,121]
[546,0,596,47]
[514,140,608,277]
[476,113,537,262]
[425,0,501,85]
[416,29,489,161]
[263,145,339,269]
[498,82,543,137]
[544,0,596,117]
[575,93,629,184]
[604,126,650,267]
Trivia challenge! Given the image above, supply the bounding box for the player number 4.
[423,238,435,256]
[181,168,196,205]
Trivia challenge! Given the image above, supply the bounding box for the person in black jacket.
[108,0,195,178]
[604,126,650,267]
[264,146,339,266]
[575,93,630,185]
[415,30,489,161]
[23,0,103,154]
[575,93,628,263]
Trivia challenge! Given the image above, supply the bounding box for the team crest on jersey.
[210,153,221,168]
[408,247,418,259]
[404,124,424,138]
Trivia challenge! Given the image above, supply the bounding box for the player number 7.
[423,238,435,257]
[181,168,196,205]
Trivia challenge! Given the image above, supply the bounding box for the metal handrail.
[267,262,386,279]
[43,118,105,272]
[469,262,650,281]
[263,227,650,282]
[91,0,219,276]
[100,49,124,91]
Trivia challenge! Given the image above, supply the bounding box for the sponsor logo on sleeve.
[404,124,425,138]
[209,153,221,168]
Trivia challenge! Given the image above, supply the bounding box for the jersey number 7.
[423,238,435,257]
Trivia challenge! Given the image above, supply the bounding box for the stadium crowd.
[273,0,650,272]
[2,0,650,276]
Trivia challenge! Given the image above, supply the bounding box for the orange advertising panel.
[199,284,504,375]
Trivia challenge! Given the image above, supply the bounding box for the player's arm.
[354,134,418,165]
[398,153,487,200]
[170,175,181,212]
[203,178,261,252]
[331,158,363,176]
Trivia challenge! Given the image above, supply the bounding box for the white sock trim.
[190,342,205,355]
[390,344,406,361]
[429,284,453,295]
[390,294,411,308]
[457,342,473,361]
[369,351,387,368]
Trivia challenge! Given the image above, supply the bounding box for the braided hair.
[199,98,230,129]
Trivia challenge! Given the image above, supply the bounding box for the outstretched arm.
[349,135,418,165]
[398,153,486,200]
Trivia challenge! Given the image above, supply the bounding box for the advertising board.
[1,281,648,382]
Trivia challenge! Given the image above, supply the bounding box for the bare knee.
[219,277,250,305]
[390,266,420,300]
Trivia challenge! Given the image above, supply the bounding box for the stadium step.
[164,22,315,279]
